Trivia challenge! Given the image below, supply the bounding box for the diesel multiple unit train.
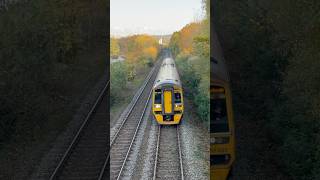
[152,57,184,125]
[211,30,236,180]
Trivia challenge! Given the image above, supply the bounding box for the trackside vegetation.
[110,35,159,109]
[169,0,210,123]
[175,55,209,121]
[214,0,320,179]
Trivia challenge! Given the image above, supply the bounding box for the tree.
[169,23,202,56]
[110,38,120,58]
[214,0,320,178]
[143,47,158,60]
[169,32,180,58]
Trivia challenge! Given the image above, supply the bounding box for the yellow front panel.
[164,90,172,114]
[211,168,229,180]
[173,114,181,121]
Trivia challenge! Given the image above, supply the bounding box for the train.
[211,30,236,180]
[152,57,184,125]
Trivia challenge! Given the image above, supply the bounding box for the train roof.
[153,57,182,89]
[211,28,229,82]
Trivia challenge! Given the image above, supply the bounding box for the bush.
[176,55,209,122]
[141,57,154,67]
[110,62,127,104]
[125,63,136,81]
[0,0,107,147]
[194,90,209,121]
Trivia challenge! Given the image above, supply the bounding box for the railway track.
[49,81,109,180]
[108,61,161,180]
[153,125,184,180]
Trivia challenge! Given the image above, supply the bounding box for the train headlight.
[211,137,229,144]
[175,104,182,108]
[154,104,161,108]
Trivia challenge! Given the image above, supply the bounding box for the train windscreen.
[174,92,181,103]
[154,89,162,104]
[211,88,229,133]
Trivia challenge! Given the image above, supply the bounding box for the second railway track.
[109,60,161,180]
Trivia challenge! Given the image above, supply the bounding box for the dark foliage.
[0,0,107,147]
[214,0,320,179]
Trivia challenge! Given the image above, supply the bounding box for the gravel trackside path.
[179,98,210,180]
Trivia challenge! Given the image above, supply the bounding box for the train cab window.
[211,92,229,133]
[154,89,162,104]
[174,92,181,103]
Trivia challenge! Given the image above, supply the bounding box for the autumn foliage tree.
[143,47,158,60]
[169,5,209,122]
[169,32,180,58]
[117,34,159,65]
[169,22,202,57]
[111,34,159,81]
[110,37,120,58]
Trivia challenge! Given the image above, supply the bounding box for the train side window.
[154,89,162,104]
[174,93,181,103]
[211,93,229,133]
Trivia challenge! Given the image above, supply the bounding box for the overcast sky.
[111,0,204,37]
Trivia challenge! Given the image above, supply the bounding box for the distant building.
[158,38,163,45]
[110,55,125,64]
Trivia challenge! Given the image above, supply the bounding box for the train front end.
[152,84,183,125]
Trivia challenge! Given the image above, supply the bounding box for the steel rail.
[153,125,185,180]
[98,62,159,180]
[115,89,153,180]
[110,66,155,147]
[177,126,185,180]
[49,80,109,180]
[152,125,161,180]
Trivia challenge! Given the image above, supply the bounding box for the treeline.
[169,0,210,122]
[169,23,203,57]
[0,0,107,147]
[110,35,159,104]
[214,0,320,179]
[111,35,159,65]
